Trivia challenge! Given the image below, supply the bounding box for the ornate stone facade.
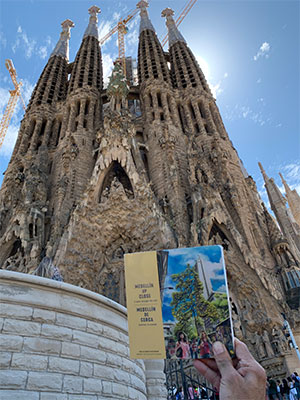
[0,2,299,377]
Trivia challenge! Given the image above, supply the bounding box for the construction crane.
[161,0,198,48]
[0,59,26,149]
[99,7,139,76]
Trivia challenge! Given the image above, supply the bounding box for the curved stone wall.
[0,270,147,400]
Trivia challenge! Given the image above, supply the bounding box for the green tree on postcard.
[171,264,219,334]
[212,292,230,321]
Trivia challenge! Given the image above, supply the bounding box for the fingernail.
[213,341,225,355]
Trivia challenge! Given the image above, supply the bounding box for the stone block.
[86,320,103,335]
[113,368,130,385]
[63,375,83,393]
[106,352,123,367]
[68,395,97,400]
[72,330,99,347]
[128,386,147,400]
[0,303,33,319]
[80,345,106,363]
[118,331,129,344]
[0,351,11,368]
[27,372,63,391]
[0,317,4,330]
[0,370,27,388]
[79,361,93,377]
[93,363,115,380]
[102,380,112,394]
[61,342,80,358]
[102,325,120,341]
[0,390,39,400]
[0,334,23,351]
[56,313,86,330]
[130,374,146,391]
[24,337,61,355]
[83,377,102,393]
[48,356,80,374]
[32,308,56,323]
[11,353,48,370]
[3,319,41,336]
[40,394,68,400]
[99,339,127,357]
[41,324,73,340]
[112,382,129,397]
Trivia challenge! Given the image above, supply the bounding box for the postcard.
[124,245,234,359]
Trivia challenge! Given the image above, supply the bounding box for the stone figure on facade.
[262,330,275,358]
[251,331,266,359]
[271,325,288,354]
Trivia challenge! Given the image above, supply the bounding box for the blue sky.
[0,0,299,208]
[161,246,226,323]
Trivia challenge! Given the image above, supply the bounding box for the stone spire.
[137,1,155,34]
[259,162,300,256]
[258,162,269,183]
[50,19,74,60]
[280,172,300,227]
[161,8,186,47]
[68,6,103,94]
[83,5,101,39]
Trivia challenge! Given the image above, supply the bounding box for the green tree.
[212,292,229,321]
[171,264,219,334]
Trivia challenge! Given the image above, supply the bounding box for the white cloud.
[99,20,115,46]
[126,17,139,49]
[0,122,19,157]
[39,46,48,59]
[224,72,228,78]
[224,103,270,126]
[210,82,223,98]
[253,42,270,61]
[112,12,121,22]
[12,25,53,60]
[102,53,114,87]
[283,162,300,185]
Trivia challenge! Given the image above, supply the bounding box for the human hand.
[193,338,266,400]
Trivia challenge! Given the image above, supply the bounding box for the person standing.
[287,377,297,400]
[281,379,290,400]
[198,331,212,359]
[292,376,300,400]
[268,379,280,400]
[277,380,283,400]
[175,332,190,359]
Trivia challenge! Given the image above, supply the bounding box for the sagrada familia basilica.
[0,1,299,396]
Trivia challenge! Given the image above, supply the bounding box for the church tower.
[0,2,299,377]
[47,6,103,255]
[280,172,300,228]
[259,162,300,256]
[0,19,74,272]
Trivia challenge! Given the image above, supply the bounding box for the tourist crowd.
[267,373,300,400]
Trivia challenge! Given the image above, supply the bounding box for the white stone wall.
[0,270,147,400]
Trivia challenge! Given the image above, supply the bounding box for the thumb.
[212,341,235,378]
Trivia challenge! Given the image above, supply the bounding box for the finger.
[234,338,256,363]
[197,358,219,372]
[212,341,236,378]
[193,360,220,389]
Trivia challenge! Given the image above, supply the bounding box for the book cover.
[124,245,234,359]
